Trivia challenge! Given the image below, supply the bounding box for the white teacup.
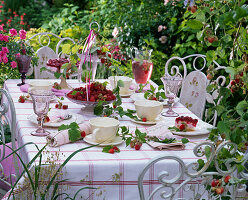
[29,81,53,91]
[90,117,120,143]
[109,76,134,95]
[134,100,163,121]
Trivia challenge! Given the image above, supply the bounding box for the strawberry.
[152,97,157,101]
[207,74,213,80]
[19,97,25,103]
[135,144,141,150]
[55,104,59,108]
[108,149,115,154]
[113,105,117,109]
[235,78,240,84]
[142,117,147,122]
[89,96,95,102]
[80,131,86,138]
[113,146,119,151]
[62,105,68,110]
[224,175,231,183]
[211,180,217,187]
[215,187,224,195]
[208,37,215,43]
[191,5,197,13]
[179,124,185,131]
[230,80,236,85]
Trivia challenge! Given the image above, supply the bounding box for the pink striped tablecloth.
[3,79,208,200]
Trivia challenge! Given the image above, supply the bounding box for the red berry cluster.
[55,102,68,109]
[175,116,198,127]
[53,82,62,90]
[108,146,120,154]
[18,95,26,103]
[47,58,69,71]
[130,139,142,150]
[67,82,116,102]
[230,72,244,93]
[211,175,231,195]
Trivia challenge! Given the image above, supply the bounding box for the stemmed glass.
[29,89,53,136]
[161,74,183,117]
[16,55,32,86]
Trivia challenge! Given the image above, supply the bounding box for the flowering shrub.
[0,1,28,31]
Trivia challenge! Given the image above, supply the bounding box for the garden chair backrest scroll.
[138,141,248,200]
[164,54,228,126]
[0,88,19,195]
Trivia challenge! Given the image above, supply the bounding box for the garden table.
[3,79,209,200]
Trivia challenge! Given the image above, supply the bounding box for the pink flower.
[0,34,3,41]
[2,47,9,54]
[158,25,163,32]
[19,29,26,40]
[164,0,169,5]
[2,56,8,63]
[0,25,3,31]
[0,57,1,63]
[10,61,17,68]
[0,50,5,57]
[3,35,9,42]
[9,28,17,36]
[112,27,119,38]
[16,53,21,57]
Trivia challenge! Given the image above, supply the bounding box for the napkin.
[130,83,151,93]
[19,84,69,97]
[46,122,91,147]
[146,122,185,151]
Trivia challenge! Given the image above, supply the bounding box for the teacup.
[109,76,134,95]
[90,117,120,143]
[29,81,53,91]
[134,100,163,121]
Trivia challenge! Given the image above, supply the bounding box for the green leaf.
[150,84,156,92]
[72,91,78,96]
[186,19,203,30]
[40,67,47,72]
[54,72,61,79]
[58,124,70,131]
[225,67,236,78]
[181,138,189,144]
[61,63,69,69]
[144,92,150,99]
[62,44,72,54]
[236,100,248,116]
[102,145,113,153]
[197,159,205,171]
[68,128,81,142]
[158,85,163,91]
[94,104,103,116]
[217,121,231,135]
[205,146,211,160]
[125,137,132,147]
[69,122,79,129]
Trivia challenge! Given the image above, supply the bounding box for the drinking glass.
[161,74,183,117]
[131,48,153,87]
[29,90,53,136]
[16,55,32,86]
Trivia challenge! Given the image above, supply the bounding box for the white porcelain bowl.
[108,76,133,94]
[134,100,163,121]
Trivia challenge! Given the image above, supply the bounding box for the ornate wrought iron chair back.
[164,54,229,126]
[138,141,248,200]
[0,88,19,194]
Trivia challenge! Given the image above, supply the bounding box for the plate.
[130,116,165,125]
[120,90,135,97]
[84,135,123,146]
[160,120,213,136]
[130,93,179,106]
[28,112,85,127]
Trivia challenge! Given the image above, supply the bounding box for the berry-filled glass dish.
[66,82,116,111]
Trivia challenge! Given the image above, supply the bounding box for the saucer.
[120,89,135,97]
[130,116,165,125]
[84,135,123,146]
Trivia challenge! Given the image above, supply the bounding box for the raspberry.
[62,105,68,109]
[108,149,114,154]
[142,118,147,122]
[113,146,119,151]
[179,124,185,131]
[135,144,141,150]
[55,104,59,108]
[80,131,86,138]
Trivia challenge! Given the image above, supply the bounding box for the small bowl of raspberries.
[175,116,198,131]
[66,82,116,109]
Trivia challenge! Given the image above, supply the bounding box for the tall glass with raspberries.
[131,48,153,87]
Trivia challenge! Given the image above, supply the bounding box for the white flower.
[158,25,163,32]
[112,27,119,38]
[159,36,168,44]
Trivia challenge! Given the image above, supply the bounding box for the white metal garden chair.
[25,32,101,80]
[0,88,20,195]
[164,54,228,126]
[138,141,248,200]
